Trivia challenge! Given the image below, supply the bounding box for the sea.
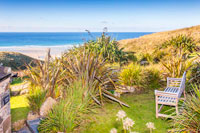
[0,32,152,47]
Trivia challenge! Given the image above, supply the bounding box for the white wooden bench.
[155,71,186,118]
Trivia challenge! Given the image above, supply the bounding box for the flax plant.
[61,48,129,107]
[25,49,65,98]
[173,85,200,132]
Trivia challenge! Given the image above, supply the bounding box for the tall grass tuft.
[172,85,200,132]
[27,88,46,114]
[144,66,162,89]
[38,80,95,133]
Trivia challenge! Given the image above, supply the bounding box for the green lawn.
[10,95,30,123]
[9,89,170,132]
[82,92,170,133]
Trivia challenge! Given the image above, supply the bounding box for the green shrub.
[188,61,200,85]
[120,63,162,91]
[38,80,94,133]
[138,52,153,64]
[27,88,46,114]
[172,85,200,132]
[119,63,143,87]
[143,67,162,89]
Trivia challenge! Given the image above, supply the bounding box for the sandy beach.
[0,45,77,59]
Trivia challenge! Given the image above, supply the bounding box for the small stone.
[11,91,20,96]
[40,97,56,116]
[114,92,121,97]
[12,119,26,131]
[27,111,39,121]
[20,89,29,95]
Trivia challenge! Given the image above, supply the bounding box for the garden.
[10,33,200,132]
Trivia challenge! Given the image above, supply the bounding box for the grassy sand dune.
[119,25,200,53]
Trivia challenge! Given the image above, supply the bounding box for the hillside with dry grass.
[119,25,200,53]
[0,52,38,70]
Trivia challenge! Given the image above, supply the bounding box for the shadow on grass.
[11,107,30,123]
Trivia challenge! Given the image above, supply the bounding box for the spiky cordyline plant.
[61,48,129,107]
[84,32,131,65]
[25,49,65,98]
[160,35,198,77]
[173,85,200,132]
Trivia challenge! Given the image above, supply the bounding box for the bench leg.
[155,96,158,118]
[176,99,179,115]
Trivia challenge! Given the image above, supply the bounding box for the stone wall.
[0,67,11,133]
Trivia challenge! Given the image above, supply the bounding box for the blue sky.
[0,0,200,32]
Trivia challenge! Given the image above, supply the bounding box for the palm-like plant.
[160,35,197,77]
[85,33,131,65]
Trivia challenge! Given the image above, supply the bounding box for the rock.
[140,61,149,66]
[40,97,56,117]
[126,86,135,92]
[11,90,20,96]
[11,82,29,92]
[27,118,41,133]
[12,119,26,131]
[27,111,39,121]
[20,89,29,95]
[114,92,121,97]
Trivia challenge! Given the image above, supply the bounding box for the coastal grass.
[10,77,24,86]
[10,95,30,123]
[81,91,169,132]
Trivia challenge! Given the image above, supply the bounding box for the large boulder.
[40,97,56,117]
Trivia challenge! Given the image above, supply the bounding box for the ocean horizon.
[0,32,153,47]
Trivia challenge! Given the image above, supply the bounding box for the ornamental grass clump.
[119,63,143,87]
[172,85,200,132]
[38,80,95,133]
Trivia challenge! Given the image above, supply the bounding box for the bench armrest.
[155,90,178,98]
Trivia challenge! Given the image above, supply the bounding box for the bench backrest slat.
[166,72,186,97]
